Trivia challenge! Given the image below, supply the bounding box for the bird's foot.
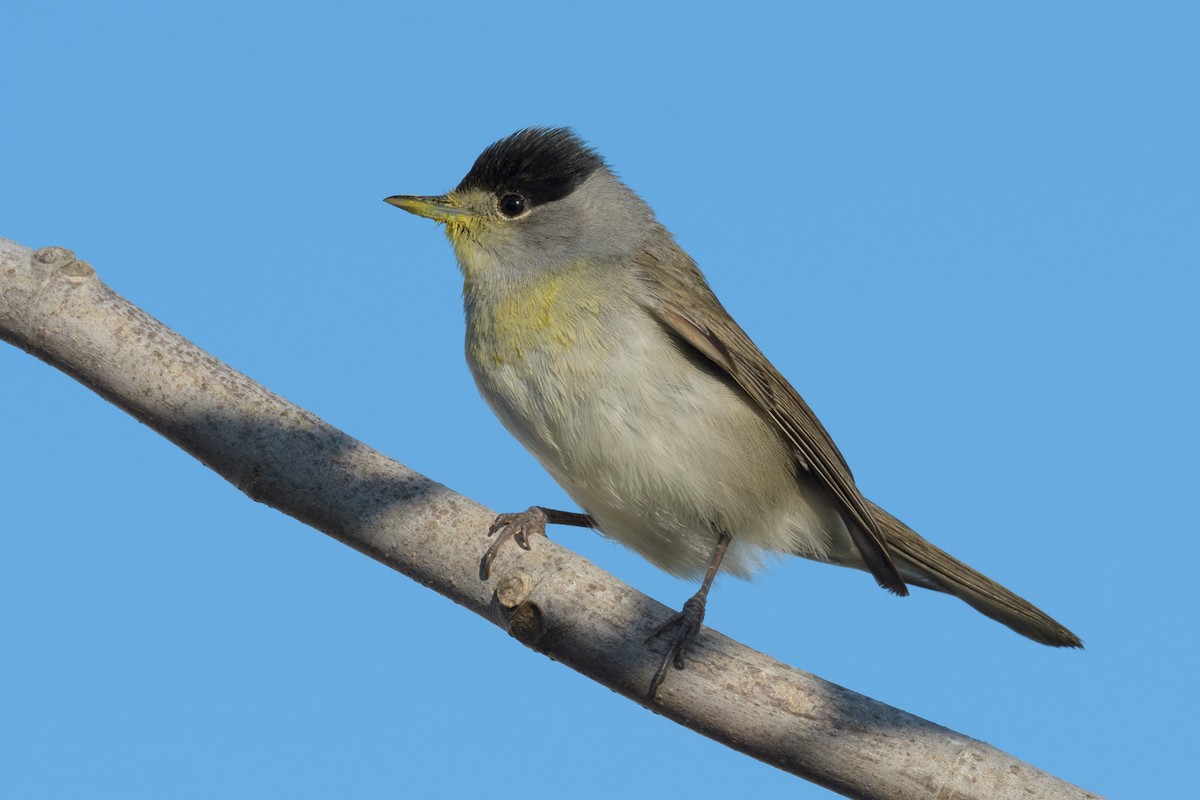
[479,506,550,580]
[645,593,708,698]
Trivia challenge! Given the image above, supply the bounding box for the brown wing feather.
[636,247,907,595]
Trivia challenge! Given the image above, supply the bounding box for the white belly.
[465,281,850,580]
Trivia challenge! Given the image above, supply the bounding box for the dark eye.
[498,193,527,217]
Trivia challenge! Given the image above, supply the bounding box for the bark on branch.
[0,236,1099,800]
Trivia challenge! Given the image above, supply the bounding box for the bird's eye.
[498,193,527,217]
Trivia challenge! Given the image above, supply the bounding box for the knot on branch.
[494,571,545,647]
[35,246,94,283]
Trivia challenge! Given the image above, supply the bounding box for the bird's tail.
[863,500,1083,648]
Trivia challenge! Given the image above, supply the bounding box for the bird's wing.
[636,247,907,595]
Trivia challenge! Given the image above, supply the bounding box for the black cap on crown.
[455,127,606,207]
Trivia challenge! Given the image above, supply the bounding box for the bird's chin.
[446,226,496,279]
[444,220,475,250]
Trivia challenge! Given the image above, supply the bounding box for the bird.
[385,127,1082,696]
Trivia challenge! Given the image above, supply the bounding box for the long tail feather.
[865,500,1083,648]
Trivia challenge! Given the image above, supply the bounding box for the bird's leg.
[479,506,595,580]
[645,531,732,698]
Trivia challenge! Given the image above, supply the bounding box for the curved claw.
[645,595,707,697]
[479,507,550,580]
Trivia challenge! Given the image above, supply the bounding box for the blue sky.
[3,3,1196,798]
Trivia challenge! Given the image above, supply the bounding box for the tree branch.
[0,236,1100,800]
